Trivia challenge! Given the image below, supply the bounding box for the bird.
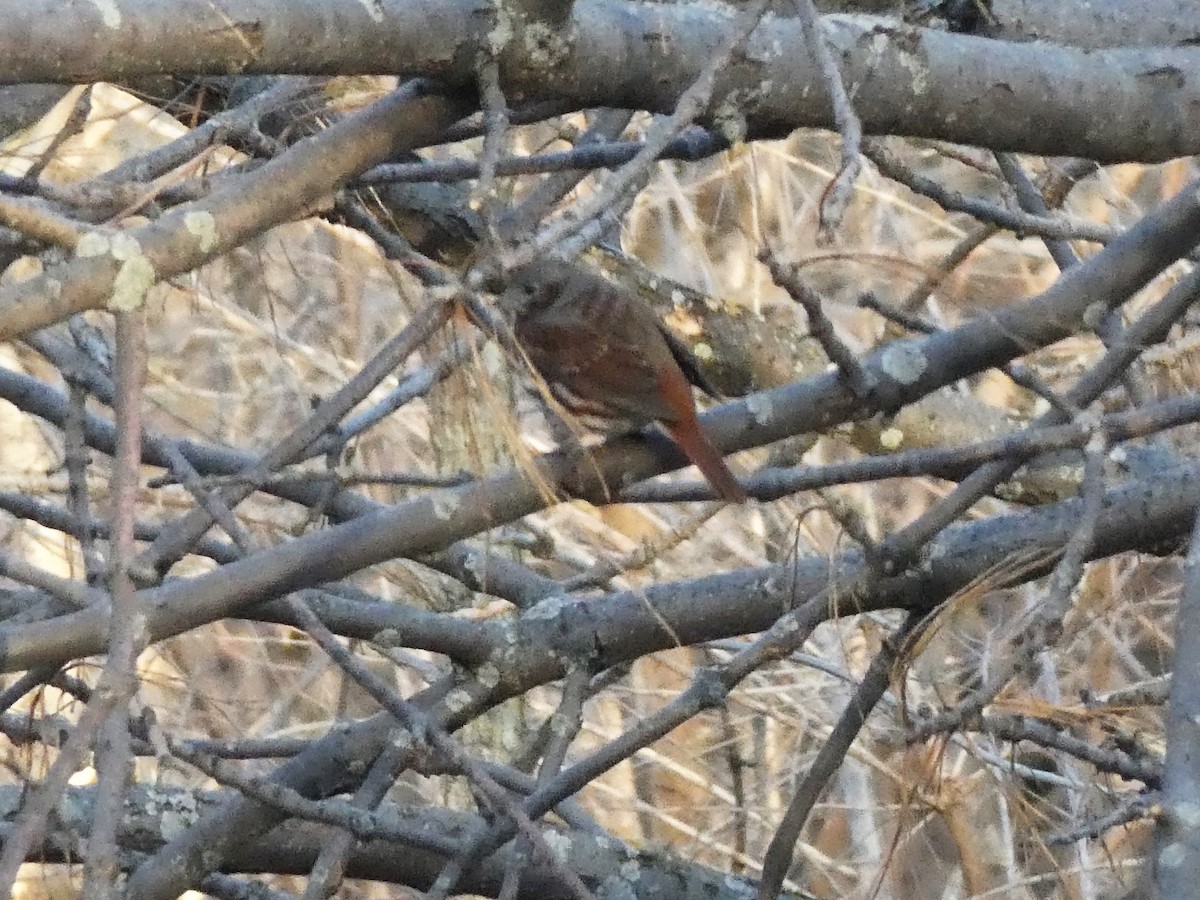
[502,258,746,502]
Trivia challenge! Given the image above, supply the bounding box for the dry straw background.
[0,80,1190,898]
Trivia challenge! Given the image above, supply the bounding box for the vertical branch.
[708,649,749,873]
[1155,502,1200,894]
[84,308,148,896]
[0,310,147,896]
[0,697,113,893]
[791,0,861,237]
[498,665,590,900]
[63,319,107,586]
[472,42,510,230]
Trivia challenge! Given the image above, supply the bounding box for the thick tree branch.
[0,81,472,340]
[125,458,1200,898]
[1,173,1198,669]
[0,2,1197,161]
[0,784,783,900]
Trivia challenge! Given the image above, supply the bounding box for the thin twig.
[335,195,454,286]
[792,0,861,238]
[64,318,109,585]
[758,612,921,900]
[865,140,1119,244]
[907,427,1108,740]
[135,298,453,577]
[979,713,1159,786]
[1049,792,1157,846]
[0,551,101,608]
[498,665,590,900]
[493,0,773,275]
[356,127,726,189]
[283,594,597,900]
[994,152,1079,272]
[0,666,60,715]
[24,86,92,183]
[761,249,875,401]
[300,737,415,900]
[472,43,510,230]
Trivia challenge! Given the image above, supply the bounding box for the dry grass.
[0,82,1187,898]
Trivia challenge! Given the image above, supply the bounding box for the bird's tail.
[666,418,747,502]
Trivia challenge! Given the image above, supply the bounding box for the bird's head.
[498,258,578,318]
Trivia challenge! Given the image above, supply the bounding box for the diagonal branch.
[0,81,473,340]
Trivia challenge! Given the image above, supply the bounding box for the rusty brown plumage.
[504,259,746,502]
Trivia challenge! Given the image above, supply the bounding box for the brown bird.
[504,259,746,502]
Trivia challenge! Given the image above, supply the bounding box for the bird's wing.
[656,322,722,398]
